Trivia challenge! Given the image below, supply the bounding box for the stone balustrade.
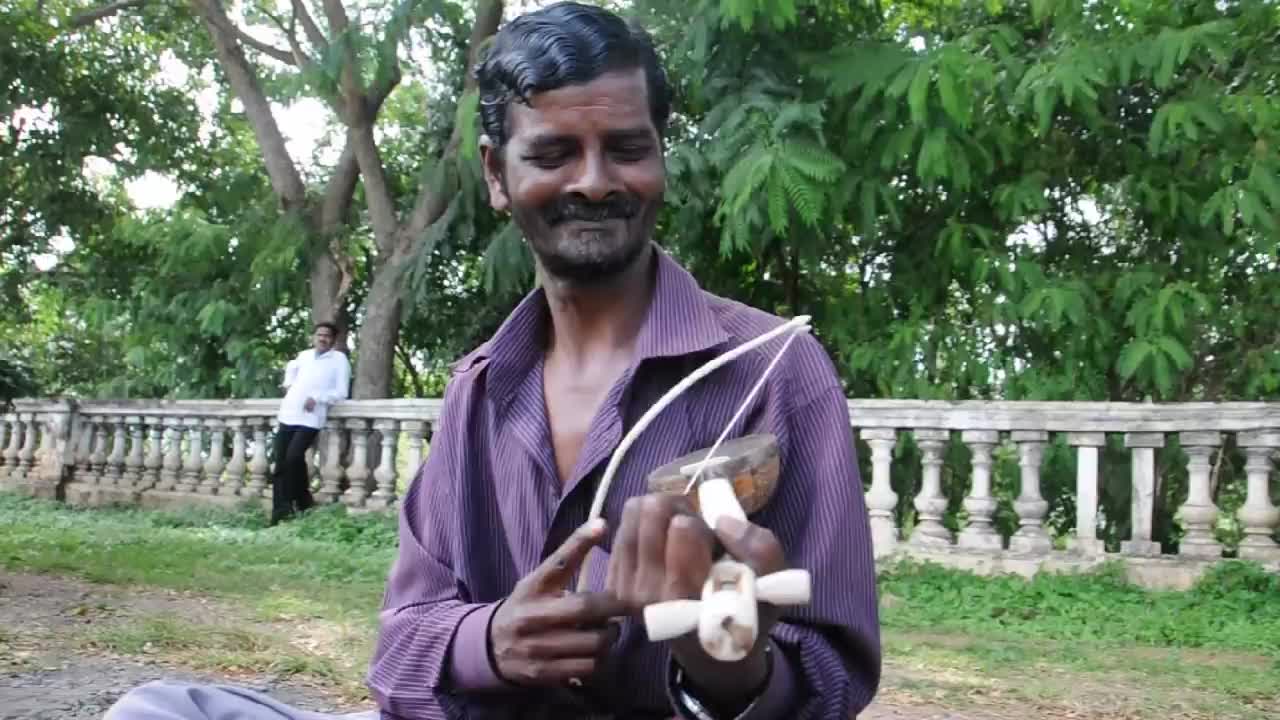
[3,397,1278,587]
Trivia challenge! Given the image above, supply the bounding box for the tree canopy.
[3,0,1278,405]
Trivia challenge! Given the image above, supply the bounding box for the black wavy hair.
[474,1,671,148]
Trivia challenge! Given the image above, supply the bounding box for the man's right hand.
[489,518,626,687]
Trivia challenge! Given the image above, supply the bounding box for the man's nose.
[564,151,620,202]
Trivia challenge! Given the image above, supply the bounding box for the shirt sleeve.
[282,356,300,389]
[669,380,881,720]
[318,354,350,406]
[364,379,522,720]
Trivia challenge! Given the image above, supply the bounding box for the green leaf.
[908,62,931,126]
[1117,340,1152,379]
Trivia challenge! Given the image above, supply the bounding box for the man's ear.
[479,135,510,212]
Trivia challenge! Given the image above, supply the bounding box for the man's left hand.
[304,397,317,412]
[603,493,789,706]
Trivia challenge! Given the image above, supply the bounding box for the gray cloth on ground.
[104,680,378,720]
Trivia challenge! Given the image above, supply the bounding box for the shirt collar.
[455,243,730,407]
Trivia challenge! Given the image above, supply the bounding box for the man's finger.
[523,627,620,659]
[534,518,608,591]
[664,513,713,601]
[714,516,786,576]
[534,591,629,627]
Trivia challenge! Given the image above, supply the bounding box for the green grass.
[877,557,1280,655]
[4,491,1279,718]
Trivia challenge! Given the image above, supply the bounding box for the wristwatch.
[668,643,774,720]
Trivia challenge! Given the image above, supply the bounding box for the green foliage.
[879,559,1280,655]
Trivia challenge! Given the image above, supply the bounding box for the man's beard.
[517,193,656,284]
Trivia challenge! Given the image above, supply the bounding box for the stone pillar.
[1176,431,1223,559]
[177,418,203,493]
[1121,432,1165,557]
[17,413,38,478]
[199,419,226,494]
[0,416,9,476]
[158,423,182,491]
[221,419,247,496]
[121,416,145,490]
[3,414,22,481]
[317,420,345,503]
[860,428,899,556]
[1009,430,1051,554]
[104,417,127,487]
[74,417,94,483]
[401,420,427,486]
[1236,431,1280,562]
[957,430,1001,551]
[342,419,371,507]
[86,417,108,485]
[1066,432,1106,555]
[246,419,270,498]
[909,429,951,546]
[140,418,163,491]
[368,420,398,510]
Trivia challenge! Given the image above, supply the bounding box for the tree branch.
[190,0,307,210]
[291,0,329,53]
[201,10,297,65]
[404,0,503,239]
[69,0,147,27]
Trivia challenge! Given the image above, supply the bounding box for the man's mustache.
[542,195,641,225]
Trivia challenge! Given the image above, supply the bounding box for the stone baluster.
[18,413,39,478]
[89,417,109,485]
[368,420,398,510]
[0,416,9,474]
[860,428,899,556]
[342,419,371,507]
[317,420,345,503]
[401,420,427,486]
[1009,431,1051,554]
[199,419,226,494]
[1176,432,1223,559]
[909,429,951,546]
[74,417,95,483]
[104,416,127,486]
[246,419,270,498]
[177,418,203,493]
[121,416,145,490]
[1121,432,1164,556]
[157,422,183,491]
[220,419,247,496]
[957,430,1001,551]
[1067,432,1106,555]
[1236,431,1280,562]
[4,415,22,481]
[141,417,163,491]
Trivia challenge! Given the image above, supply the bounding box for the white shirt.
[277,348,351,429]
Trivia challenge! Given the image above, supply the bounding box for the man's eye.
[524,152,569,167]
[613,145,650,160]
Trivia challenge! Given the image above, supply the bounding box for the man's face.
[313,327,334,353]
[482,67,665,283]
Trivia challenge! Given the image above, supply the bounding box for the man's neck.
[540,244,655,368]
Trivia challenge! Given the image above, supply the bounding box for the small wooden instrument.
[641,433,812,662]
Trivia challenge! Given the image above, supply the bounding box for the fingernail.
[585,518,606,533]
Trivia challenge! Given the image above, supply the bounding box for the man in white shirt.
[272,321,351,525]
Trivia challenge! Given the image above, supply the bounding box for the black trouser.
[271,423,319,522]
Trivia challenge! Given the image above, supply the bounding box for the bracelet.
[669,643,773,720]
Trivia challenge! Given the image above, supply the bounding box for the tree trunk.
[352,263,404,398]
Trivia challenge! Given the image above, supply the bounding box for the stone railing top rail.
[7,398,445,423]
[845,400,1280,436]
[8,397,1280,436]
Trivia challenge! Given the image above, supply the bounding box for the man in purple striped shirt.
[102,3,879,720]
[366,3,881,719]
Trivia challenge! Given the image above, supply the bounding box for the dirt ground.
[0,570,1042,720]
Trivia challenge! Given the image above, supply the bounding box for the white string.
[575,315,812,592]
[681,323,809,495]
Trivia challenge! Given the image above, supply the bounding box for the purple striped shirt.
[366,247,881,719]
